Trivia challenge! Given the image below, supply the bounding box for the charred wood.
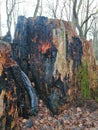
[12,16,83,114]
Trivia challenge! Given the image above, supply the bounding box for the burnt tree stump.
[0,15,97,130]
[12,16,83,114]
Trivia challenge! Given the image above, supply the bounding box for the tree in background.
[46,0,59,18]
[5,0,25,41]
[6,0,16,38]
[1,0,98,42]
[91,19,98,60]
[45,0,98,40]
[33,0,40,17]
[72,0,98,39]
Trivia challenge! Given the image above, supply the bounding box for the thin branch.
[64,2,70,21]
[89,0,94,7]
[15,1,25,4]
[84,17,95,36]
[81,10,98,28]
[55,0,59,16]
[60,1,66,20]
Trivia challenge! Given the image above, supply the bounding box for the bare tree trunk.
[6,0,16,41]
[33,0,40,17]
[53,0,59,18]
[39,0,43,16]
[72,0,98,39]
[84,0,89,39]
[72,0,84,38]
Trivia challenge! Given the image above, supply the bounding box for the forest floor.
[17,99,98,130]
